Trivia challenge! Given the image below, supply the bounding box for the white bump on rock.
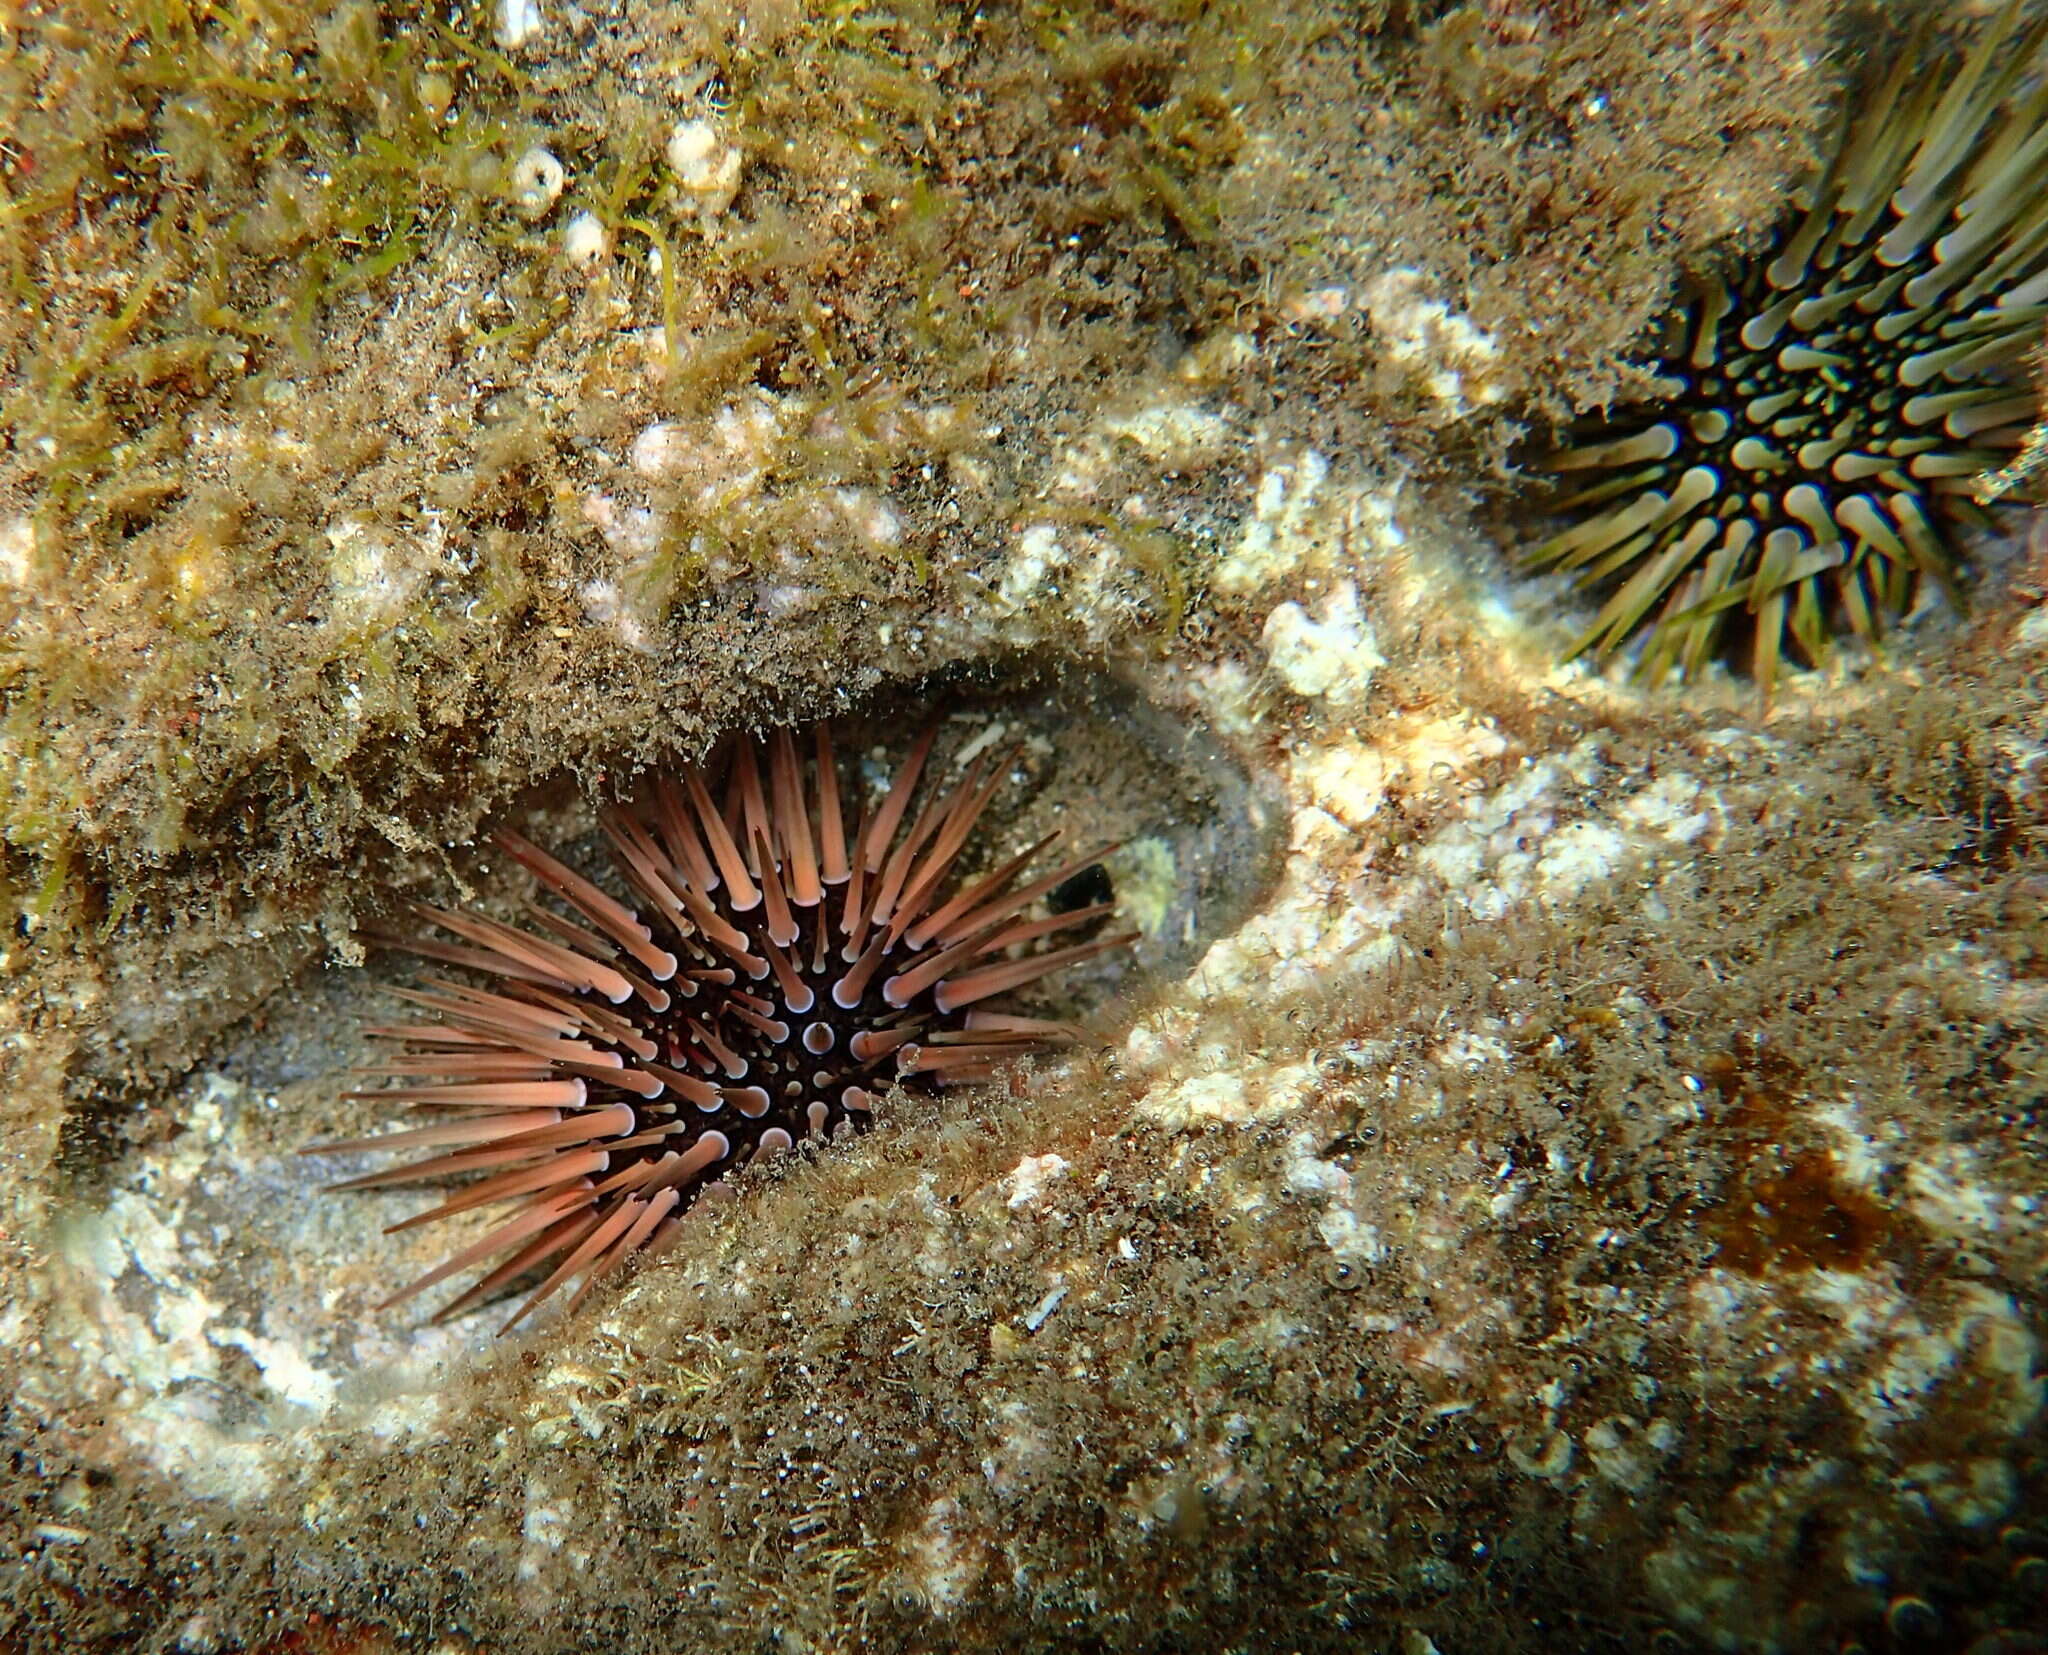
[665,118,743,216]
[666,119,718,172]
[562,209,608,267]
[0,514,33,586]
[509,145,565,218]
[1003,1154,1070,1210]
[629,422,690,481]
[1210,448,1339,596]
[998,523,1063,606]
[1363,267,1504,414]
[1262,582,1383,707]
[493,0,541,49]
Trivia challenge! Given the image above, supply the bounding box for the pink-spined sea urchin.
[1523,2,2048,692]
[305,724,1135,1332]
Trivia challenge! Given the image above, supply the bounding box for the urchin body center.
[1642,239,1999,525]
[642,900,946,1153]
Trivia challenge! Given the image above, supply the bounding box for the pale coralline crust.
[8,3,2047,1654]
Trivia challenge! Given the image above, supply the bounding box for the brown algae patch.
[4,3,2045,1654]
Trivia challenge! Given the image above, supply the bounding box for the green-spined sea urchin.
[1523,2,2048,691]
[306,724,1134,1332]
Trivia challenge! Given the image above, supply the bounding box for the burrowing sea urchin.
[307,724,1134,1332]
[1524,2,2048,690]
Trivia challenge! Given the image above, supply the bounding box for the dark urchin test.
[306,724,1134,1333]
[1525,2,2048,692]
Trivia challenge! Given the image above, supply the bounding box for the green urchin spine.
[1526,2,2048,692]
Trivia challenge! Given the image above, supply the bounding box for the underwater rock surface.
[1,3,2042,1653]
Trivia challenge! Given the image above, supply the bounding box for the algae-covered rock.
[4,3,2044,1653]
